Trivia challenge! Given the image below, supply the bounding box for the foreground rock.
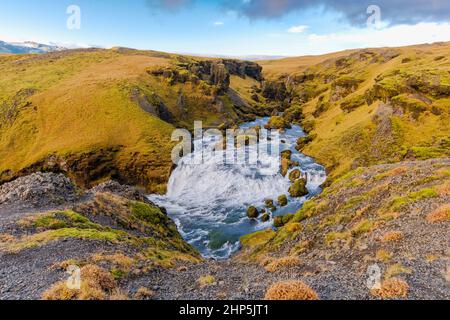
[0,172,80,210]
[0,173,200,300]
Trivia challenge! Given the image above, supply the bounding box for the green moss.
[391,94,429,118]
[2,228,129,252]
[351,219,375,237]
[289,179,308,198]
[341,195,366,211]
[265,116,290,130]
[111,268,128,280]
[130,201,165,225]
[321,213,353,228]
[293,200,317,222]
[325,231,351,245]
[26,210,100,231]
[340,94,366,113]
[240,229,276,248]
[410,146,450,160]
[390,188,438,211]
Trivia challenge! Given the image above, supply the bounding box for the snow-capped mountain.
[0,41,65,54]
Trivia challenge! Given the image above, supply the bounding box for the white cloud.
[287,25,308,33]
[214,21,224,26]
[307,23,450,48]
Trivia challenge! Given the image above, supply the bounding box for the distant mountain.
[0,41,65,54]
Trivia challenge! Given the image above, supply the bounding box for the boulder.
[247,206,259,219]
[289,179,308,198]
[278,195,288,207]
[289,169,301,182]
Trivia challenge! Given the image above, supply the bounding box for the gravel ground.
[0,162,449,300]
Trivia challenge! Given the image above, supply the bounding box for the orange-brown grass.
[426,205,450,223]
[109,289,130,301]
[42,264,118,300]
[262,256,301,273]
[264,280,319,300]
[381,231,404,243]
[134,287,155,300]
[91,253,135,271]
[370,278,409,299]
[0,233,14,242]
[376,249,393,263]
[435,184,450,197]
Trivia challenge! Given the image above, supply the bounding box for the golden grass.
[385,263,412,279]
[197,275,216,287]
[134,287,155,300]
[109,289,130,301]
[370,278,409,299]
[0,233,14,242]
[262,256,301,273]
[376,249,393,263]
[426,205,450,223]
[381,231,404,243]
[42,264,119,300]
[264,280,319,300]
[91,253,135,271]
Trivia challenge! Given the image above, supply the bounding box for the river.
[148,117,327,259]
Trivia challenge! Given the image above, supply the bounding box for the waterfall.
[148,118,327,259]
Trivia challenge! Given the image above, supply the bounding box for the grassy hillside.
[235,44,450,299]
[0,48,267,192]
[260,42,450,182]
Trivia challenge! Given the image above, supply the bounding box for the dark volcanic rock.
[0,172,79,209]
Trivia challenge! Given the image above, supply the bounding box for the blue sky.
[1,0,450,56]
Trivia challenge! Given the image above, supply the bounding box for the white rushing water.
[148,118,327,259]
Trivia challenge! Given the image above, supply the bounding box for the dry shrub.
[263,256,301,273]
[43,264,118,300]
[436,184,450,197]
[265,280,318,300]
[389,167,407,176]
[385,263,412,279]
[426,205,450,223]
[0,233,14,242]
[91,253,135,271]
[109,289,130,300]
[284,223,302,233]
[370,278,409,299]
[51,259,82,271]
[376,249,392,263]
[381,231,404,243]
[134,287,155,300]
[197,275,216,287]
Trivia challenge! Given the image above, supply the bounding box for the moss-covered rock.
[265,199,274,208]
[278,194,288,207]
[247,206,259,219]
[265,116,291,131]
[261,214,270,222]
[289,179,308,198]
[273,214,294,228]
[289,169,301,182]
[281,150,293,160]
